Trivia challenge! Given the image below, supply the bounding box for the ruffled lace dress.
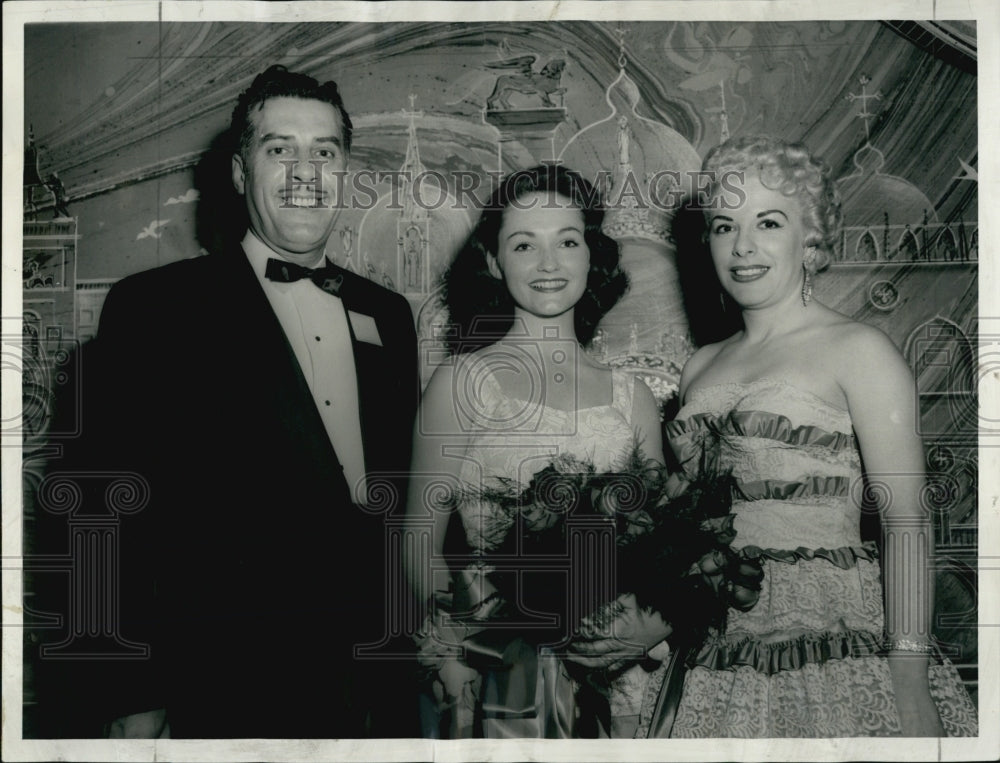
[447,357,668,737]
[665,378,978,737]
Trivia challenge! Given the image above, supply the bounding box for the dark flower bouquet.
[454,444,762,640]
[415,442,763,737]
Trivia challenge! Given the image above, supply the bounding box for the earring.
[801,246,818,306]
[801,265,813,306]
[719,292,727,313]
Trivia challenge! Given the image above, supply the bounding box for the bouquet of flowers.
[414,443,763,737]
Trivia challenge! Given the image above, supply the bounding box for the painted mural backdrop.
[22,20,979,699]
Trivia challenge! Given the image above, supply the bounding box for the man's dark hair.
[442,164,628,356]
[230,65,353,161]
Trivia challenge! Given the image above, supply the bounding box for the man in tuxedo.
[35,66,420,738]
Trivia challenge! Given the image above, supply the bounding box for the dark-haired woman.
[404,165,668,738]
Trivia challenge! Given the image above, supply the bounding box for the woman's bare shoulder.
[817,314,903,364]
[809,313,911,398]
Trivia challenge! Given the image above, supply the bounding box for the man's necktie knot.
[265,258,344,297]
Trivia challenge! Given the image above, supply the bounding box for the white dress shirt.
[243,231,367,504]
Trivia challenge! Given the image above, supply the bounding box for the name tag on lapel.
[348,310,383,346]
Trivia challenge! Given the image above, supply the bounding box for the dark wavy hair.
[442,165,628,356]
[703,135,842,270]
[231,65,353,162]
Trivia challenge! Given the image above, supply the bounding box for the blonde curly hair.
[703,135,842,270]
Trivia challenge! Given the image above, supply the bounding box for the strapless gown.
[665,378,978,737]
[448,357,669,737]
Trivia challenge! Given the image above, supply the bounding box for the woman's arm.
[838,324,944,737]
[631,377,666,466]
[403,361,483,710]
[403,361,471,618]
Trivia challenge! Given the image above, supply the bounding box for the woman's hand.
[664,471,690,500]
[565,593,672,672]
[107,708,169,738]
[438,658,480,701]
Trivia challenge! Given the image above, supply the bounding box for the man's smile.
[279,189,328,208]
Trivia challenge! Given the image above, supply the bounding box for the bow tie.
[265,258,344,297]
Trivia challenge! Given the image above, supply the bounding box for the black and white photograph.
[3,1,996,760]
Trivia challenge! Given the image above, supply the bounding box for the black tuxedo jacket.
[37,244,419,737]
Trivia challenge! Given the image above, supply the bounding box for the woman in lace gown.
[404,165,670,738]
[664,136,977,737]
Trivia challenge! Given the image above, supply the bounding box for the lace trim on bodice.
[668,378,853,446]
[682,378,852,425]
[456,357,639,488]
[460,354,635,434]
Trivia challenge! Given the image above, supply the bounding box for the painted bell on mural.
[558,36,701,406]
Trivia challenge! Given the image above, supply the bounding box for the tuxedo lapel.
[222,251,414,498]
[223,246,353,498]
[333,263,405,478]
[348,326,383,479]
